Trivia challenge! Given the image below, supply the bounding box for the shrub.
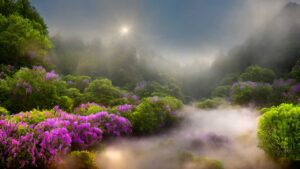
[7,109,55,124]
[63,151,98,169]
[0,106,9,116]
[196,97,227,109]
[63,75,91,92]
[0,108,131,168]
[257,104,300,161]
[231,81,272,105]
[3,67,74,113]
[74,102,106,116]
[128,96,182,134]
[84,79,122,106]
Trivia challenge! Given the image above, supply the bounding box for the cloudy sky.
[31,0,294,60]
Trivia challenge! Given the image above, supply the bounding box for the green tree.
[0,14,52,67]
[239,65,276,83]
[0,0,47,34]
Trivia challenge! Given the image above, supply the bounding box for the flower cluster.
[0,109,132,168]
[45,70,58,81]
[14,81,33,95]
[117,104,133,113]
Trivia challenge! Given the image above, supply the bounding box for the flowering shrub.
[74,102,106,116]
[2,67,74,113]
[0,108,132,168]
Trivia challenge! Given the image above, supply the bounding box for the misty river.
[77,106,278,169]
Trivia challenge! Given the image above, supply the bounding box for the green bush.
[74,102,106,116]
[0,106,9,115]
[127,96,182,134]
[257,104,300,161]
[7,109,55,124]
[2,67,74,113]
[84,78,122,106]
[196,98,227,109]
[63,75,91,92]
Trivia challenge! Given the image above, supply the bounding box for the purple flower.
[45,70,58,80]
[117,104,133,113]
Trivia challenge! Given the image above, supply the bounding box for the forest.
[0,0,299,169]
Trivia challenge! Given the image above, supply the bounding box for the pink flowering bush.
[0,108,132,169]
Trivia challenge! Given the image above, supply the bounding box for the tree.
[239,65,276,83]
[0,0,48,34]
[0,14,51,67]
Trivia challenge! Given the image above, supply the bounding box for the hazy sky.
[31,0,293,60]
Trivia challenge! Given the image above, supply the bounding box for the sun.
[120,26,130,35]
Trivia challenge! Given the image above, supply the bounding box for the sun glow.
[120,26,130,35]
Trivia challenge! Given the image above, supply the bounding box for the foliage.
[0,106,9,116]
[211,85,231,98]
[219,73,239,85]
[289,58,300,81]
[257,104,300,161]
[7,109,54,124]
[127,96,182,134]
[196,97,227,109]
[74,102,106,116]
[239,65,276,83]
[134,81,184,100]
[2,67,73,113]
[231,81,273,105]
[0,14,51,67]
[64,151,98,169]
[0,108,131,168]
[0,0,48,34]
[63,75,91,92]
[84,78,123,106]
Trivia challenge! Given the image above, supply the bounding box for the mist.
[60,106,278,169]
[31,0,300,99]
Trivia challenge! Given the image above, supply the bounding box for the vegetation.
[0,0,300,168]
[258,104,300,162]
[196,98,227,109]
